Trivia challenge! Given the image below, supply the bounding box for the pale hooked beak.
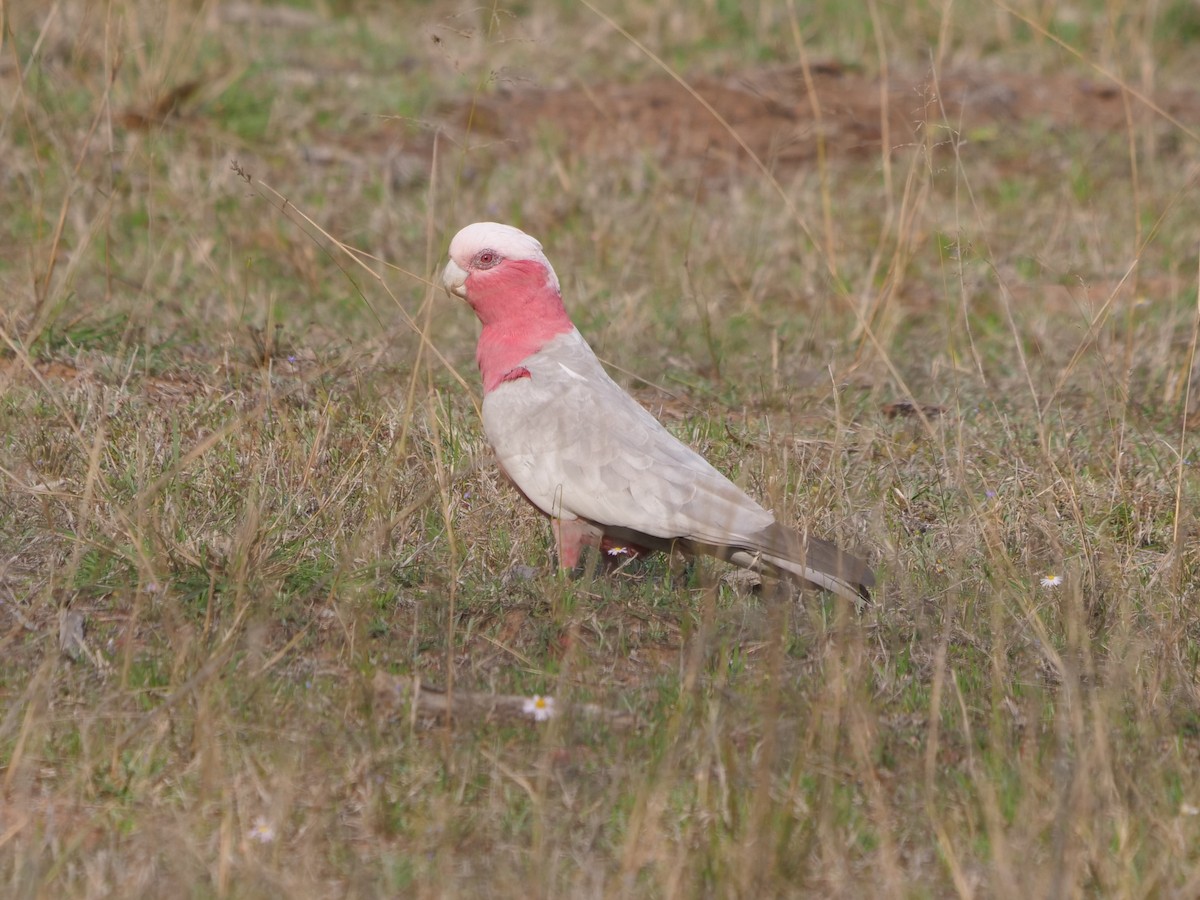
[442,258,469,300]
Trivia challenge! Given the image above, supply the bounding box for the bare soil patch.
[431,62,1199,173]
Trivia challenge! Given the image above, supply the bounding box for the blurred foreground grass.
[3,0,1200,896]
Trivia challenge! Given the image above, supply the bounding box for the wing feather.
[482,330,774,543]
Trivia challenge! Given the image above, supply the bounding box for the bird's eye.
[473,249,500,269]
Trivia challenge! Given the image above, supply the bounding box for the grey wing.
[482,333,775,544]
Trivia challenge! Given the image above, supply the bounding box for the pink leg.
[552,518,602,570]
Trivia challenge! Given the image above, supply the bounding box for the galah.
[442,222,874,604]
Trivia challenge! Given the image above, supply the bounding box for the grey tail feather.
[589,522,874,607]
[730,549,871,608]
[737,526,874,607]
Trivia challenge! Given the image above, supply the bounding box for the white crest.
[446,222,561,293]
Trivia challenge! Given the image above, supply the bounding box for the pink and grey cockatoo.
[442,222,874,604]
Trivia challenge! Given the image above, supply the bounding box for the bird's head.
[442,223,564,327]
[442,223,575,388]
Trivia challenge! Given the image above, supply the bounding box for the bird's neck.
[477,319,574,393]
[469,263,574,393]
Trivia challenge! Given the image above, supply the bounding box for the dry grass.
[3,0,1200,896]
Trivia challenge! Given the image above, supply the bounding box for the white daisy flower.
[522,695,556,722]
[248,817,276,844]
[1040,574,1062,588]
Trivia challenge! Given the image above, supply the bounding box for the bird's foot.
[720,568,763,595]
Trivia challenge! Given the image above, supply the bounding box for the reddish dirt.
[428,62,1197,173]
[0,358,84,385]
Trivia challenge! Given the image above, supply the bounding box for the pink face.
[442,223,564,326]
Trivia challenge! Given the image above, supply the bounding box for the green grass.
[4,0,1200,896]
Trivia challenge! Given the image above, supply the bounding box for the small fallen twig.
[372,671,638,730]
